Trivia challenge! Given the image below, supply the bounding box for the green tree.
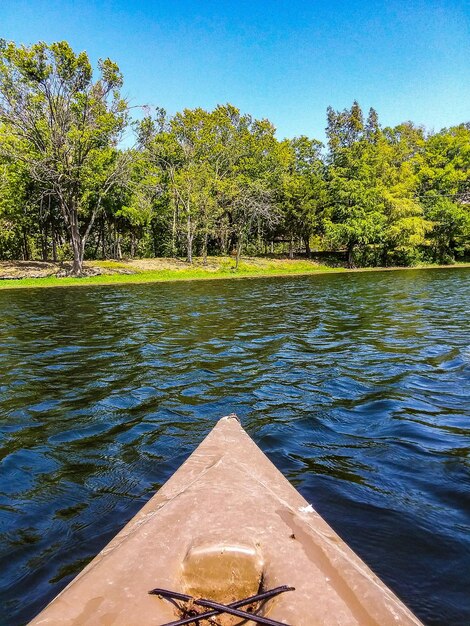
[418,124,470,198]
[425,196,470,262]
[324,106,429,266]
[417,124,470,261]
[0,40,129,274]
[379,123,428,265]
[324,103,385,266]
[280,136,326,257]
[0,155,31,259]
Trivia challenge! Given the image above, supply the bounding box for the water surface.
[0,268,469,625]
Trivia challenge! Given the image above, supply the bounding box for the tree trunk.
[186,213,193,264]
[152,223,158,257]
[449,238,456,262]
[61,197,84,275]
[101,222,106,259]
[289,236,294,260]
[171,204,177,258]
[22,229,30,261]
[221,231,228,256]
[70,220,83,275]
[47,196,52,261]
[347,244,355,269]
[52,221,57,262]
[187,234,193,264]
[304,236,311,258]
[93,223,102,259]
[381,246,389,267]
[257,221,263,255]
[130,232,136,258]
[40,198,48,261]
[235,234,243,269]
[42,222,48,261]
[202,231,208,265]
[112,222,122,260]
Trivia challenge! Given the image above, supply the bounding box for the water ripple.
[0,269,469,625]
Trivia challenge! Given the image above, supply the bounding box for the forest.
[0,40,469,275]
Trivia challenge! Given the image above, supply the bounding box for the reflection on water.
[0,268,469,625]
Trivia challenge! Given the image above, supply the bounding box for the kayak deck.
[30,415,422,625]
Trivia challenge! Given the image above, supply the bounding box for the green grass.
[92,260,132,270]
[0,258,468,291]
[0,260,342,290]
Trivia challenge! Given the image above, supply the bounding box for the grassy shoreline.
[0,259,469,291]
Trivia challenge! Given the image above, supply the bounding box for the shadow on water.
[0,268,469,625]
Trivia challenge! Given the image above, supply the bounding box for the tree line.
[0,40,469,275]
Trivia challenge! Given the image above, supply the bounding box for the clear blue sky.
[2,0,469,142]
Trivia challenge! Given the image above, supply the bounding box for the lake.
[0,268,469,625]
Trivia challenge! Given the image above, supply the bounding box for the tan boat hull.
[30,415,423,625]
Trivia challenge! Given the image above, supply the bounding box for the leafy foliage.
[0,39,469,269]
[0,39,128,274]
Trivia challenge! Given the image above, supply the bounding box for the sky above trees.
[2,0,469,141]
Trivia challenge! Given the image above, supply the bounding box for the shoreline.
[0,260,469,291]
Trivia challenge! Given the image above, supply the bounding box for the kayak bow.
[29,415,422,625]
